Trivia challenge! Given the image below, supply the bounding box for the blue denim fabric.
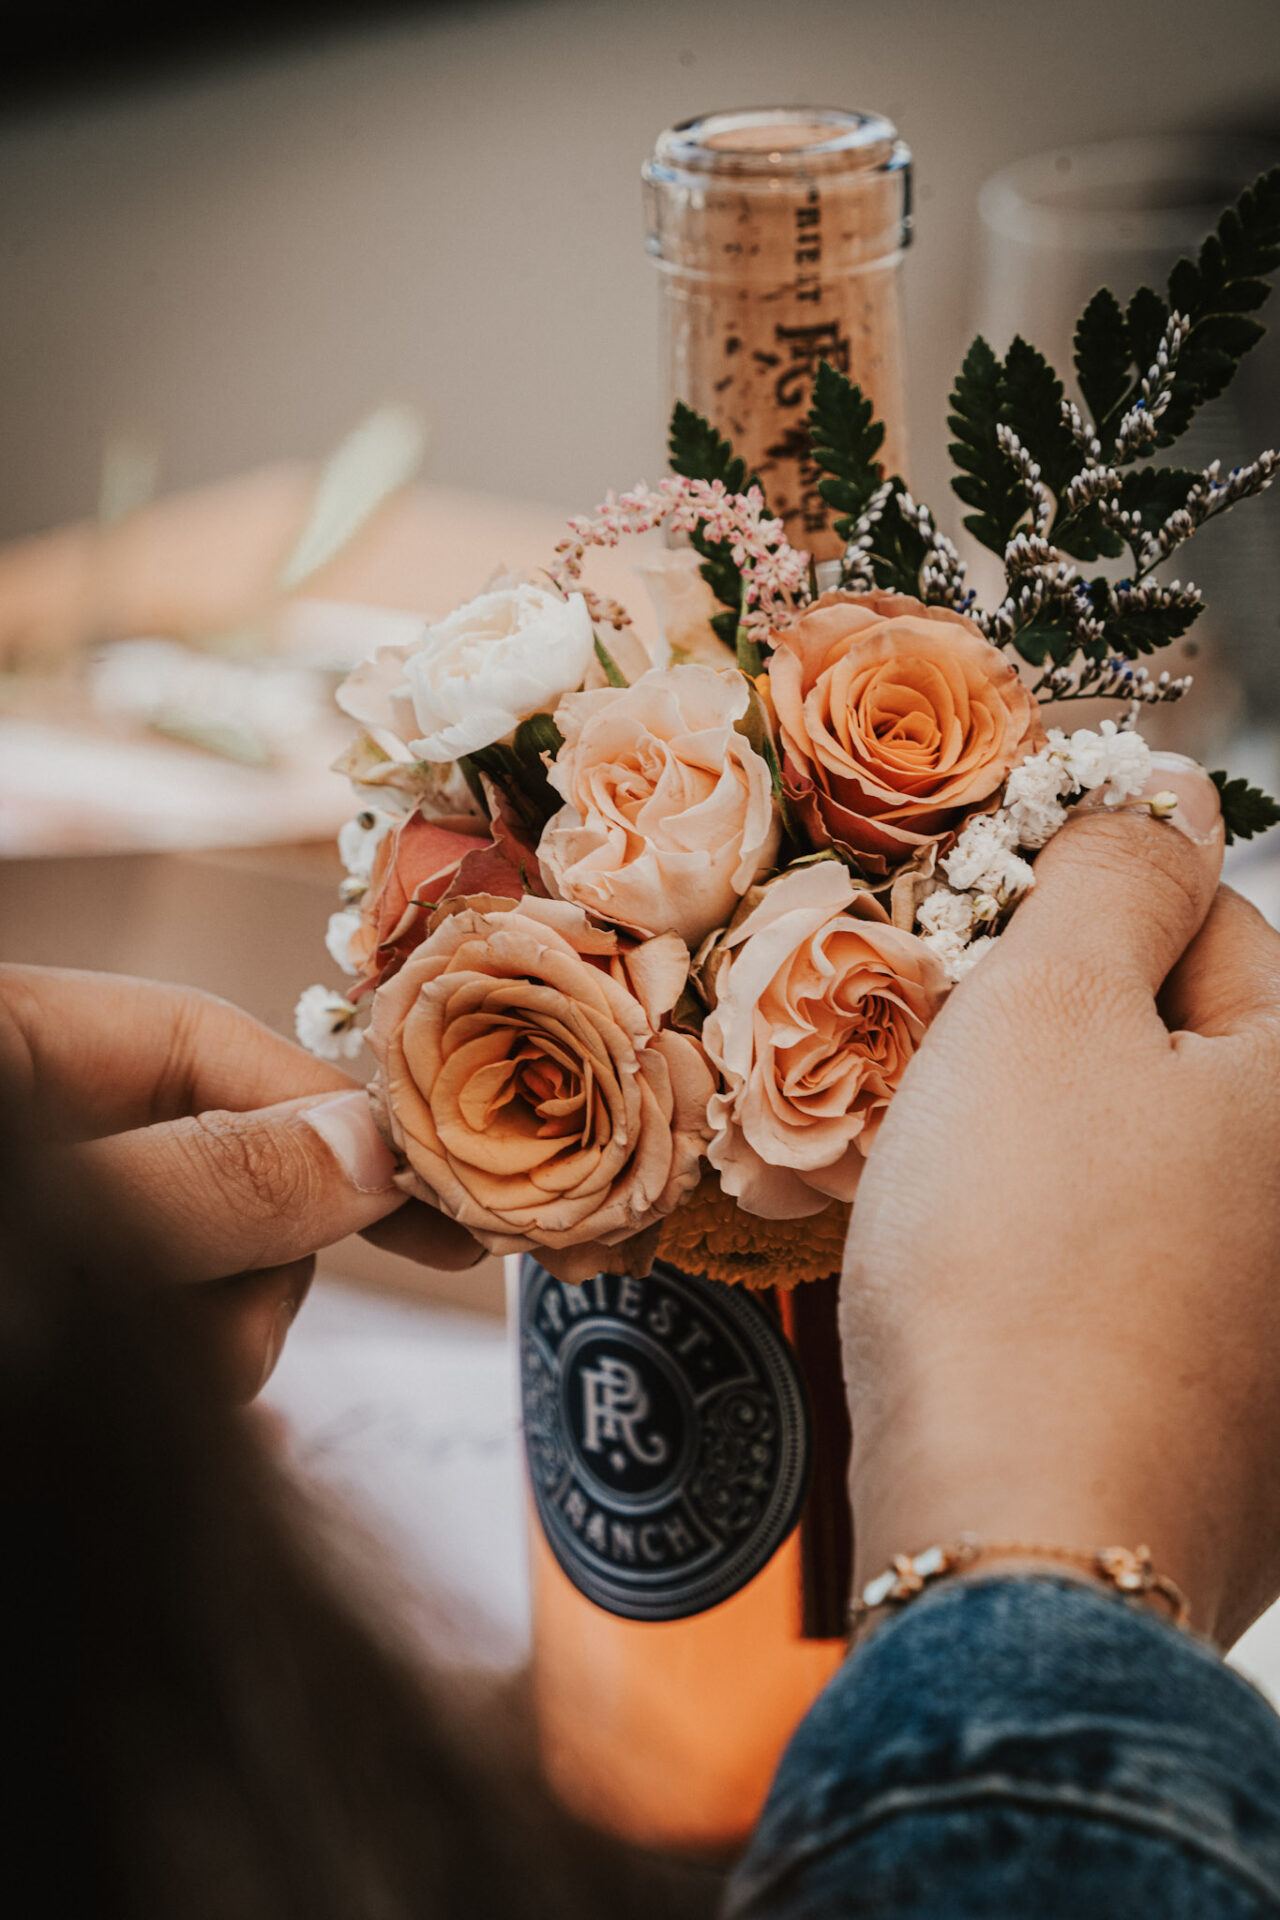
[728,1578,1280,1916]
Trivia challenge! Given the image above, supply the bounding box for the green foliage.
[1113,466,1200,562]
[1210,770,1280,845]
[805,361,886,537]
[948,337,1031,555]
[1109,583,1205,655]
[1008,613,1084,668]
[462,713,565,838]
[1000,337,1123,560]
[857,483,932,594]
[1074,166,1280,453]
[668,399,753,494]
[592,635,629,686]
[1074,287,1132,430]
[667,399,759,645]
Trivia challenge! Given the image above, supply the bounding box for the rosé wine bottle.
[514,109,912,1857]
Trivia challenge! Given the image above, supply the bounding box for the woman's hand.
[0,966,480,1397]
[842,758,1280,1646]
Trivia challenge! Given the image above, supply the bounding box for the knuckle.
[186,1109,311,1222]
[987,949,1123,1032]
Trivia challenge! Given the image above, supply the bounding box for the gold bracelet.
[848,1537,1191,1639]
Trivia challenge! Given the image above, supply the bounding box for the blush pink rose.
[366,895,715,1283]
[703,860,949,1218]
[767,590,1044,872]
[538,665,781,946]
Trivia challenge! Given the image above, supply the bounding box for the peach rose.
[768,590,1044,871]
[538,665,781,946]
[367,895,715,1283]
[703,861,949,1218]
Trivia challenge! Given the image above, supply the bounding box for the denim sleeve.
[727,1578,1280,1917]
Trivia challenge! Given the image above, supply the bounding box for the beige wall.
[0,0,1277,544]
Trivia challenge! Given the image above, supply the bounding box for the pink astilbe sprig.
[550,477,810,639]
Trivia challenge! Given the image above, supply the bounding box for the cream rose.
[704,861,949,1218]
[634,547,736,668]
[335,583,596,770]
[367,895,715,1283]
[402,584,596,761]
[538,665,781,946]
[768,590,1044,871]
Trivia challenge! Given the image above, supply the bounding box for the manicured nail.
[300,1090,397,1193]
[1142,753,1223,846]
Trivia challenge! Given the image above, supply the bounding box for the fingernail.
[300,1090,397,1193]
[1074,753,1222,847]
[1143,753,1223,846]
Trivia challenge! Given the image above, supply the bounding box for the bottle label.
[519,1257,811,1621]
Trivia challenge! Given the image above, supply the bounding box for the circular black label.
[519,1257,811,1621]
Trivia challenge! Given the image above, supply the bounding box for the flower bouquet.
[299,165,1280,1298]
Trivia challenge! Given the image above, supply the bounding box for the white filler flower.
[325,910,364,976]
[404,584,595,761]
[338,809,392,881]
[294,985,363,1060]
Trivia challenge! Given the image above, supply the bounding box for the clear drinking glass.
[974,133,1280,768]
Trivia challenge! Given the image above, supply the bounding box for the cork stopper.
[643,108,912,558]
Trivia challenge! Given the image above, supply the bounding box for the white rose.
[403,585,595,762]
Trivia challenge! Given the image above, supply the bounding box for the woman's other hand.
[843,760,1280,1645]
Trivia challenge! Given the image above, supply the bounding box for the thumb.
[77,1089,407,1283]
[994,754,1224,999]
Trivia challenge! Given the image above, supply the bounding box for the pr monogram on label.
[519,1258,812,1621]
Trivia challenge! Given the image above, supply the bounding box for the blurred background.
[2,0,1280,1676]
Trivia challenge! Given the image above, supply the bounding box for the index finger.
[0,965,351,1141]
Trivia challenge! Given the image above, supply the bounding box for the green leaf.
[709,605,740,649]
[592,634,629,687]
[1000,337,1080,497]
[1114,465,1200,561]
[667,400,752,495]
[947,336,1028,554]
[1105,168,1280,448]
[806,360,886,537]
[859,483,931,594]
[463,732,561,838]
[513,712,565,763]
[1209,770,1280,845]
[1125,285,1170,376]
[1074,288,1131,435]
[1108,583,1204,656]
[1007,616,1083,668]
[668,400,766,633]
[735,623,765,678]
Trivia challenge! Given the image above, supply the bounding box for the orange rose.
[704,861,949,1218]
[367,896,715,1283]
[768,590,1044,871]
